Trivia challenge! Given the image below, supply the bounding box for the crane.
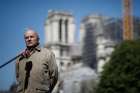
[123,0,133,40]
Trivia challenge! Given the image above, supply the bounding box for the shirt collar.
[35,45,41,52]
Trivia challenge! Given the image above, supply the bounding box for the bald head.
[24,28,39,38]
[24,28,39,48]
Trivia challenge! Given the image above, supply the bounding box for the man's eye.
[26,36,35,38]
[30,36,34,38]
[25,37,29,39]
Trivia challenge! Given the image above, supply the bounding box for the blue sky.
[0,0,140,90]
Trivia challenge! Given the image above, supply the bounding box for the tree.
[96,40,140,93]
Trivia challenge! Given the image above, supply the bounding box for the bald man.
[16,28,58,93]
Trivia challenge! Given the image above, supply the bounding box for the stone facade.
[45,10,77,72]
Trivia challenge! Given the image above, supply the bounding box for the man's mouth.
[27,42,32,44]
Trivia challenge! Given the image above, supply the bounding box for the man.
[16,28,58,93]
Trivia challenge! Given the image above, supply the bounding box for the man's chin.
[27,45,34,48]
[27,44,38,48]
[26,43,39,48]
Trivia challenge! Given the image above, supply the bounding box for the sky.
[0,0,140,90]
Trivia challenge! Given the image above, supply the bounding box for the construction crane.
[123,0,133,40]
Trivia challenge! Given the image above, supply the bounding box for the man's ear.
[37,37,40,41]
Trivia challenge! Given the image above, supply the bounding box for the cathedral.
[44,10,118,93]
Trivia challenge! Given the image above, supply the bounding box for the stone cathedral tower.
[45,10,76,71]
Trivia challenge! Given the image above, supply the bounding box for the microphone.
[24,61,32,90]
[25,61,32,71]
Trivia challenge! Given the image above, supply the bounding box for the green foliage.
[96,40,140,93]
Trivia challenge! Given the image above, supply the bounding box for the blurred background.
[0,0,140,93]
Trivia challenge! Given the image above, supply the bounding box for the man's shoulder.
[40,47,52,52]
[40,47,54,55]
[40,47,55,61]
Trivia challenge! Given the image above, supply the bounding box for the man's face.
[24,30,39,48]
